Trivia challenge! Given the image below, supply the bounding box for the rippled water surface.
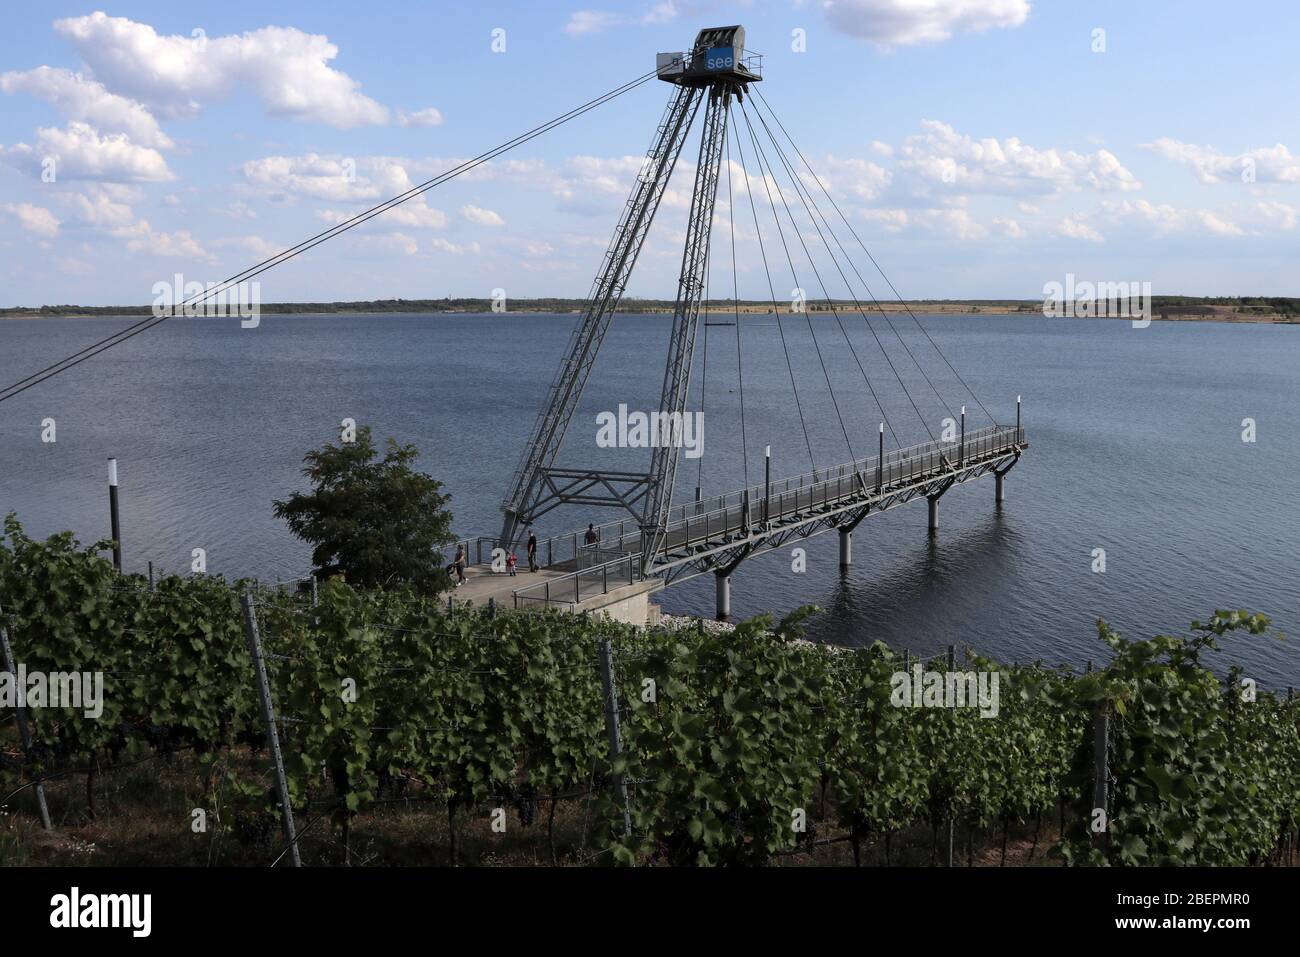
[2,312,1297,686]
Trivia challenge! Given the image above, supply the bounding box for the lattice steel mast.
[499,27,761,552]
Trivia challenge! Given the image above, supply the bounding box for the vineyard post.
[147,561,154,592]
[108,457,122,572]
[1090,700,1110,855]
[597,639,632,839]
[240,589,301,868]
[946,643,956,867]
[0,605,52,829]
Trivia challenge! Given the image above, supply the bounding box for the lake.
[1,311,1297,687]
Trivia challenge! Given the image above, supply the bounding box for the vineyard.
[2,513,1298,867]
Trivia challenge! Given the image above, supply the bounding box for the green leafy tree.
[273,427,455,590]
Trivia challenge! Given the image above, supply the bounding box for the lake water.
[1,311,1297,687]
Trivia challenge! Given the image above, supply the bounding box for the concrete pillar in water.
[928,495,939,531]
[839,528,852,569]
[715,571,731,622]
[996,471,1005,504]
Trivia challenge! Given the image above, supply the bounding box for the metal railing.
[583,425,1026,553]
[497,424,1024,609]
[512,550,645,611]
[444,532,629,572]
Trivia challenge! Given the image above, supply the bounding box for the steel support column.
[498,83,704,547]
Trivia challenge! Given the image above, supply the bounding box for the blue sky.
[1,1,1297,306]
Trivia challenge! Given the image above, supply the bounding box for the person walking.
[506,549,518,577]
[526,529,538,573]
[453,543,466,586]
[584,523,599,548]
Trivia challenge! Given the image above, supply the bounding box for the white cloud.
[1099,199,1244,237]
[211,235,281,259]
[242,154,414,202]
[1253,201,1298,231]
[565,3,679,36]
[859,206,987,240]
[808,155,891,201]
[350,233,420,256]
[110,219,211,259]
[565,11,623,36]
[893,120,1140,197]
[429,237,483,255]
[461,204,504,226]
[0,67,173,149]
[2,202,60,238]
[216,200,257,220]
[0,121,173,182]
[317,203,447,230]
[992,216,1025,239]
[1140,138,1300,184]
[1056,217,1104,243]
[823,0,1031,49]
[54,12,390,127]
[396,107,444,128]
[58,188,136,228]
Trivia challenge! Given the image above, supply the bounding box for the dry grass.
[2,744,1071,866]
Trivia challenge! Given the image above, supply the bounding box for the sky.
[0,0,1298,306]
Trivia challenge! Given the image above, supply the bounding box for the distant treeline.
[2,295,1298,318]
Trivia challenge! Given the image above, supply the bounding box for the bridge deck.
[499,424,1026,607]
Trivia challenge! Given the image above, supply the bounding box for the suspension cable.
[748,100,956,428]
[0,67,663,406]
[742,100,940,442]
[739,101,906,450]
[722,105,749,487]
[727,99,817,471]
[753,86,999,427]
[737,99,903,452]
[696,187,713,491]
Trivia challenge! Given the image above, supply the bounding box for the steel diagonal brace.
[497,83,704,546]
[638,90,732,569]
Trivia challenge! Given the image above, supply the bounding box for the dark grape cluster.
[234,809,277,850]
[514,785,537,827]
[798,818,818,854]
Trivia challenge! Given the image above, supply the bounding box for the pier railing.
[583,424,1025,553]
[511,549,645,611]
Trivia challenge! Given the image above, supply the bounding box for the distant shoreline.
[2,297,1297,324]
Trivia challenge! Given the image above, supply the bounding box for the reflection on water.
[1,311,1297,686]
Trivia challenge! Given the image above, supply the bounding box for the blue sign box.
[704,46,735,71]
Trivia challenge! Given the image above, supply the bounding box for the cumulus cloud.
[429,237,483,255]
[822,0,1031,49]
[1056,217,1104,243]
[992,215,1025,239]
[1140,138,1300,184]
[461,204,504,226]
[893,120,1140,197]
[110,219,212,259]
[0,66,173,149]
[2,202,60,237]
[57,187,136,228]
[1099,199,1247,237]
[211,234,281,259]
[396,107,444,128]
[565,2,680,36]
[0,121,173,181]
[242,154,413,202]
[565,11,623,36]
[54,12,392,127]
[858,206,988,240]
[349,232,420,256]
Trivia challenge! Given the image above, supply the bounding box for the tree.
[273,426,455,590]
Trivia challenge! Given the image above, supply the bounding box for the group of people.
[444,523,602,587]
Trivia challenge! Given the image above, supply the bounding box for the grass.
[1,742,1068,867]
